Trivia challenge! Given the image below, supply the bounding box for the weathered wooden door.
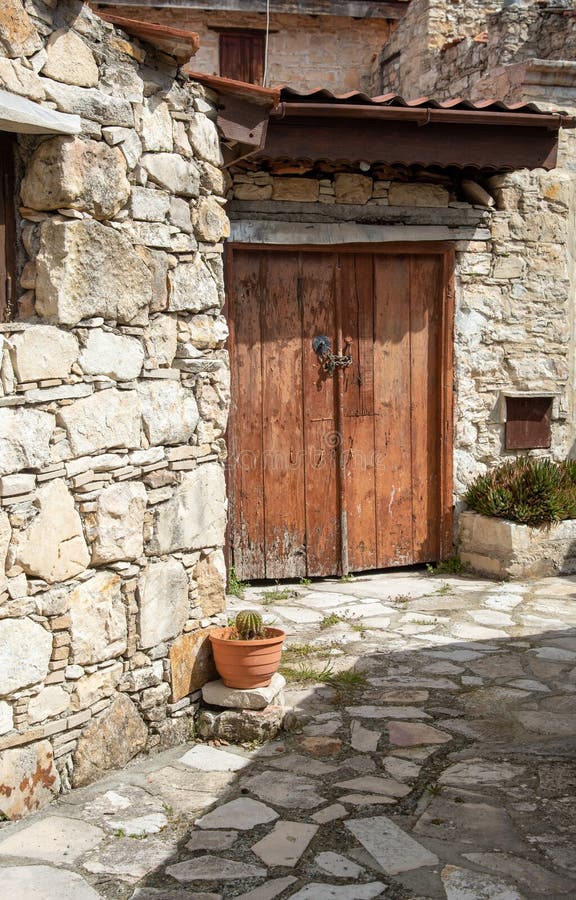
[227,245,453,580]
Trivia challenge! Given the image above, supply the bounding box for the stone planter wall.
[459,510,576,578]
[0,1,230,819]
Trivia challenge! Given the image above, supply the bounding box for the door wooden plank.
[301,252,340,576]
[373,255,414,567]
[340,254,377,572]
[410,254,443,563]
[261,252,307,579]
[229,250,266,580]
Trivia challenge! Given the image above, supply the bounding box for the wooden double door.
[227,244,454,580]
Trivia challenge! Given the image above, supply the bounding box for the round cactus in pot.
[209,609,285,689]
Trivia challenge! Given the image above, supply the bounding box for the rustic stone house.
[1,0,575,819]
[99,0,576,578]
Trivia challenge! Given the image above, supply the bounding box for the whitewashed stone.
[202,673,286,710]
[0,866,99,899]
[10,325,78,382]
[27,686,70,723]
[180,744,251,772]
[21,138,130,219]
[0,816,103,863]
[0,700,13,734]
[196,797,279,830]
[168,256,220,313]
[138,99,173,152]
[0,408,54,475]
[152,464,226,553]
[145,315,178,366]
[137,559,188,649]
[345,815,438,874]
[13,480,90,584]
[71,661,123,710]
[42,30,99,87]
[441,865,522,900]
[58,389,141,455]
[138,380,198,446]
[252,821,318,867]
[91,482,147,564]
[130,186,170,222]
[36,219,151,326]
[187,115,223,166]
[167,855,265,882]
[79,330,144,381]
[43,79,133,127]
[142,153,200,197]
[187,314,228,349]
[69,571,127,665]
[0,742,60,820]
[195,197,230,242]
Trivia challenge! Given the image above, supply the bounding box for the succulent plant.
[234,609,266,640]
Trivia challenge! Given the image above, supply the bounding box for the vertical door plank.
[373,255,414,567]
[340,254,377,572]
[301,253,340,576]
[410,254,443,563]
[229,250,266,579]
[261,252,307,579]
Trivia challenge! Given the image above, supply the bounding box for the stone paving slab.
[2,570,576,899]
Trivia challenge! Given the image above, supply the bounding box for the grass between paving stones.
[426,555,468,576]
[227,566,250,598]
[259,585,300,604]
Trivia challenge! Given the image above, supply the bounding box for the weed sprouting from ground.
[280,660,366,689]
[260,585,299,604]
[435,582,451,595]
[320,612,343,629]
[426,556,468,576]
[228,567,250,598]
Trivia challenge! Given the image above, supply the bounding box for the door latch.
[312,335,353,376]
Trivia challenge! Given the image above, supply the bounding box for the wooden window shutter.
[0,134,16,323]
[219,32,265,85]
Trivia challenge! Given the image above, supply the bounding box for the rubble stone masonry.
[0,0,229,818]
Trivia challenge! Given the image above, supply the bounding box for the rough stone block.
[36,219,151,326]
[234,182,273,201]
[168,255,220,313]
[195,196,230,242]
[196,549,226,616]
[69,571,127,665]
[170,627,217,701]
[141,153,200,197]
[10,325,78,382]
[152,463,226,554]
[388,183,449,208]
[72,694,147,788]
[79,329,144,382]
[202,672,286,710]
[27,685,70,723]
[273,178,320,202]
[187,115,222,166]
[0,618,52,694]
[22,137,129,219]
[71,662,123,711]
[13,479,90,584]
[43,79,133,127]
[138,559,189,649]
[91,482,147,564]
[197,706,286,743]
[145,315,178,366]
[334,173,372,204]
[58,388,141,455]
[0,408,54,475]
[138,380,198,446]
[130,186,170,222]
[0,741,60,820]
[186,314,228,350]
[41,29,99,88]
[137,98,173,153]
[0,700,13,735]
[0,0,42,59]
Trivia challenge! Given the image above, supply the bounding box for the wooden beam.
[94,1,409,20]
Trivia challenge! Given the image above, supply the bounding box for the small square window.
[505,396,552,450]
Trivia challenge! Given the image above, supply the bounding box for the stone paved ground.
[2,570,576,900]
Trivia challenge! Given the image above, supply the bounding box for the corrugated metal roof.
[277,87,563,116]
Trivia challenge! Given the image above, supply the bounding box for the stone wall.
[0,1,229,819]
[228,161,575,505]
[94,4,391,94]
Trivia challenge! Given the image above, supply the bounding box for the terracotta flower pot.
[209,626,285,689]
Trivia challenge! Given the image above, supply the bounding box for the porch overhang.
[260,92,576,172]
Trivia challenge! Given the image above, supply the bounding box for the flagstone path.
[2,570,576,899]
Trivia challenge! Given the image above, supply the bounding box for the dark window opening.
[0,133,16,323]
[505,396,553,450]
[219,31,265,84]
